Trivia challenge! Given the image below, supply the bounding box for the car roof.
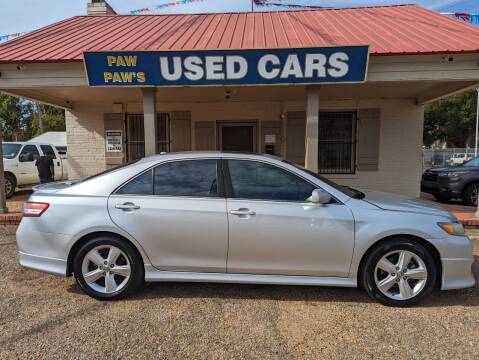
[138,151,283,164]
[3,141,53,146]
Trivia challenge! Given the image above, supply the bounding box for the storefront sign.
[84,46,369,87]
[105,130,122,152]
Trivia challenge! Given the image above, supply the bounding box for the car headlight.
[438,171,469,178]
[438,222,465,236]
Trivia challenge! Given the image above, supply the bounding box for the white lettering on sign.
[160,57,182,81]
[280,54,303,78]
[328,52,349,78]
[257,54,281,79]
[205,56,225,80]
[184,56,204,81]
[158,51,350,83]
[226,56,248,80]
[304,54,327,77]
[106,130,122,153]
[159,55,249,81]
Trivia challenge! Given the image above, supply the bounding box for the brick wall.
[64,98,424,197]
[65,105,106,179]
[325,99,424,197]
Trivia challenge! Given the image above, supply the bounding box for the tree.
[31,102,65,137]
[0,93,65,140]
[0,93,34,141]
[423,89,478,148]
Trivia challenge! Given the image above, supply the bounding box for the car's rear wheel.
[73,235,144,300]
[361,239,437,306]
[4,173,16,199]
[463,183,479,206]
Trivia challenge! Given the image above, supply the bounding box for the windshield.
[283,160,365,199]
[2,144,22,159]
[463,157,479,167]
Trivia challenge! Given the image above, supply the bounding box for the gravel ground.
[0,225,478,359]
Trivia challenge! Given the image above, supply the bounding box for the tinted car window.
[154,160,218,197]
[20,145,40,162]
[116,170,153,195]
[227,160,315,201]
[40,145,56,158]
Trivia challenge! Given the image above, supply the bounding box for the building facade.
[1,3,479,197]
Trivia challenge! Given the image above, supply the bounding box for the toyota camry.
[16,152,475,306]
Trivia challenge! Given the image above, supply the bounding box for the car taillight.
[23,202,49,217]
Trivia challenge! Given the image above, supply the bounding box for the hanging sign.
[105,130,123,152]
[84,46,369,87]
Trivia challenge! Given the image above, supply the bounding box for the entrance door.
[219,122,256,152]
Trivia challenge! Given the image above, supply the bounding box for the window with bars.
[125,113,170,161]
[318,111,357,174]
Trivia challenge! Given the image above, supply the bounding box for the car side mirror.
[309,189,332,204]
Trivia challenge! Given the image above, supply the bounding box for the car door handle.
[229,208,256,216]
[115,203,140,211]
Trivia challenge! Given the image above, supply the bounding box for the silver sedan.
[16,152,475,306]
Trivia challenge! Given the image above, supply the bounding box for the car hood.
[32,180,79,193]
[362,190,455,219]
[426,166,479,173]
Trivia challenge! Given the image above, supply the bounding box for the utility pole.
[475,88,479,158]
[37,102,44,134]
[476,87,479,217]
[0,130,8,214]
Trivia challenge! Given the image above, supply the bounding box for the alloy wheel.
[471,186,479,206]
[81,245,131,294]
[374,250,428,301]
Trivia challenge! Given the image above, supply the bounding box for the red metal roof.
[1,4,479,63]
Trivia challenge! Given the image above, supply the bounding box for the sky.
[1,0,478,36]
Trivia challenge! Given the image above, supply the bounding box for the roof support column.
[305,86,320,172]
[142,88,157,156]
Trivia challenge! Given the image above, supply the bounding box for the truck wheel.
[4,173,16,199]
[463,183,479,206]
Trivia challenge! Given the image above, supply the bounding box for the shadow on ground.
[65,255,479,308]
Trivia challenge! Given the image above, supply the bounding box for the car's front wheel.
[361,239,437,306]
[73,235,144,300]
[463,183,479,206]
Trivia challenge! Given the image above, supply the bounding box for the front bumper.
[421,179,463,199]
[441,257,475,290]
[434,234,475,290]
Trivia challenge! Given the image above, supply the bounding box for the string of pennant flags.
[0,32,27,42]
[129,0,205,14]
[253,0,324,9]
[1,1,478,42]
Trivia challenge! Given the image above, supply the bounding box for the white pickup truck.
[2,142,68,198]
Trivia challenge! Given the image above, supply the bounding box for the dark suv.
[421,157,479,206]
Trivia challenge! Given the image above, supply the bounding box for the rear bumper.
[16,219,72,276]
[18,251,67,276]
